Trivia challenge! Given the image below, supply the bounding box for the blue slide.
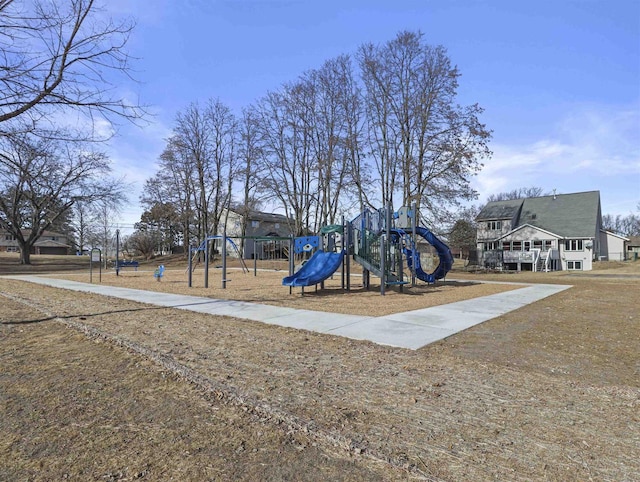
[403,226,454,283]
[282,250,344,287]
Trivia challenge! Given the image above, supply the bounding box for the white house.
[599,230,628,262]
[476,191,620,272]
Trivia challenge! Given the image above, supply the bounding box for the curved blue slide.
[404,226,454,283]
[282,250,344,287]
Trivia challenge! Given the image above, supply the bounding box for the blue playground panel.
[294,236,319,254]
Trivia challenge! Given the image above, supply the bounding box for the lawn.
[1,254,638,480]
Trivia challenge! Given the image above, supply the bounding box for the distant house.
[626,236,640,261]
[600,230,628,262]
[475,191,623,272]
[0,230,72,255]
[222,209,294,259]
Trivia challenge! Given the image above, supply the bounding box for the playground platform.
[5,275,570,350]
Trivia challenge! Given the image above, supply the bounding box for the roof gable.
[495,223,562,241]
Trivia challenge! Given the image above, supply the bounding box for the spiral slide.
[403,226,454,283]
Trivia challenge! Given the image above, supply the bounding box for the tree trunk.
[19,244,31,265]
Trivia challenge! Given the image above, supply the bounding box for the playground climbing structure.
[283,204,454,294]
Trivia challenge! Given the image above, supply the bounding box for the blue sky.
[105,0,640,229]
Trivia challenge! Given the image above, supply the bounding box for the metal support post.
[345,220,351,291]
[341,215,345,290]
[289,235,294,295]
[398,239,404,293]
[115,229,120,277]
[411,201,417,287]
[204,238,209,288]
[380,234,386,296]
[222,231,227,289]
[188,245,193,287]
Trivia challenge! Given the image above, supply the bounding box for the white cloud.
[475,103,640,206]
[105,117,172,228]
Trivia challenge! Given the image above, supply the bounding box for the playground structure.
[282,224,346,292]
[187,236,249,289]
[283,204,454,295]
[185,204,453,295]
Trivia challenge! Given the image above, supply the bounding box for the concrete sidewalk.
[5,275,571,350]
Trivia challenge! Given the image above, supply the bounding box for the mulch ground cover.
[1,257,638,480]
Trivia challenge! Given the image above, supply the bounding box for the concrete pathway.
[5,275,571,350]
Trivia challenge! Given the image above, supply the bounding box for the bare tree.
[205,98,237,237]
[340,56,372,213]
[359,31,491,222]
[486,187,547,202]
[70,200,98,254]
[307,56,358,228]
[257,86,316,236]
[0,0,142,263]
[171,103,212,243]
[235,106,266,253]
[92,198,122,266]
[142,136,197,251]
[256,57,367,234]
[0,133,125,263]
[602,213,640,237]
[136,202,181,253]
[146,99,237,252]
[0,0,144,134]
[359,41,398,208]
[126,229,157,260]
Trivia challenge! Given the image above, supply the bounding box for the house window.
[565,239,583,251]
[251,220,259,228]
[502,241,511,251]
[533,240,542,250]
[512,241,522,251]
[5,234,15,241]
[6,246,18,252]
[487,221,502,230]
[544,240,553,250]
[567,260,582,270]
[524,241,531,251]
[484,242,497,250]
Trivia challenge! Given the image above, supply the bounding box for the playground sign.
[89,248,102,283]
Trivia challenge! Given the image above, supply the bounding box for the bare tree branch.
[0,0,146,134]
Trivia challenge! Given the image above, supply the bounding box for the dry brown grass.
[1,254,639,480]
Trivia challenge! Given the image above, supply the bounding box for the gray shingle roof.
[518,191,600,238]
[478,191,601,238]
[476,199,523,221]
[230,208,289,223]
